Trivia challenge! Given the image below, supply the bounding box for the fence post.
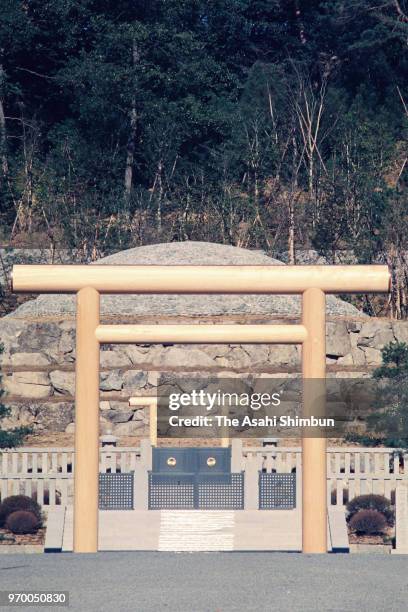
[295,451,302,511]
[395,483,408,553]
[133,440,152,510]
[231,439,242,472]
[244,454,262,510]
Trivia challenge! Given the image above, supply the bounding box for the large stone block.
[124,345,160,365]
[108,400,131,411]
[358,320,394,349]
[100,350,131,368]
[18,322,61,351]
[214,347,252,369]
[33,402,74,432]
[112,420,147,435]
[268,345,299,366]
[326,321,351,357]
[236,345,270,368]
[4,372,51,398]
[201,345,231,359]
[393,321,408,344]
[361,347,383,365]
[50,370,76,396]
[0,320,25,355]
[351,348,367,366]
[107,410,134,423]
[155,347,215,369]
[336,353,354,366]
[58,331,75,360]
[122,370,148,392]
[0,403,37,429]
[100,370,123,391]
[9,352,50,367]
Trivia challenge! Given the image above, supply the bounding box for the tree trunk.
[124,42,139,200]
[294,1,307,44]
[288,134,298,264]
[288,197,296,264]
[0,64,9,180]
[156,159,163,232]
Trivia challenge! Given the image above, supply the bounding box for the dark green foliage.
[373,341,408,379]
[369,342,408,447]
[348,509,387,535]
[346,494,394,526]
[343,432,385,448]
[5,510,41,535]
[346,341,408,448]
[0,1,406,314]
[0,344,31,448]
[0,495,42,527]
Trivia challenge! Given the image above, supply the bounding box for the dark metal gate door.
[99,472,134,510]
[258,473,296,509]
[149,448,244,510]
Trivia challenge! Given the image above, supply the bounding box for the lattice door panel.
[197,474,244,509]
[149,474,195,509]
[259,473,296,509]
[149,473,244,509]
[99,472,134,510]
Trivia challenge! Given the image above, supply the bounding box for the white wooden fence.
[1,445,407,508]
[0,447,141,507]
[242,446,408,506]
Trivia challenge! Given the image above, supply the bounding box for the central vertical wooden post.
[74,287,100,553]
[302,287,327,553]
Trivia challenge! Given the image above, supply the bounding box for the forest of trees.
[0,1,407,315]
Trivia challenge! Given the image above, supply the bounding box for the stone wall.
[1,314,408,436]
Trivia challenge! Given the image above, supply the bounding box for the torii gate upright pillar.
[302,287,326,553]
[75,287,100,552]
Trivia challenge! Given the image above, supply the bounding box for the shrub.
[349,509,387,535]
[5,511,40,535]
[346,494,394,526]
[0,495,42,527]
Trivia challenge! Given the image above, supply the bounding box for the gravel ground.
[0,552,406,612]
[8,241,362,318]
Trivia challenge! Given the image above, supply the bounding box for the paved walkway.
[0,552,406,612]
[62,508,303,551]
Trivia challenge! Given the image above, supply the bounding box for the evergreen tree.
[347,341,408,447]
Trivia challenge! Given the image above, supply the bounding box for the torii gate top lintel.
[11,264,391,295]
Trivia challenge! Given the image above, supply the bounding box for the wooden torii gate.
[11,263,390,553]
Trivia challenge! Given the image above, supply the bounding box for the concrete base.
[62,508,303,552]
[44,507,66,552]
[62,508,346,552]
[63,509,161,551]
[0,545,43,554]
[350,543,392,554]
